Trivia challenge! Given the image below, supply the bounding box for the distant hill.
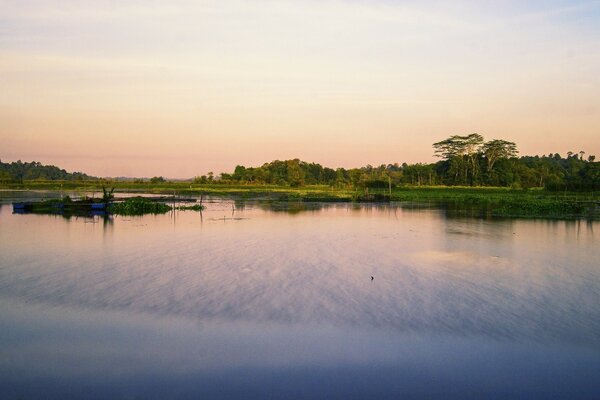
[0,159,96,182]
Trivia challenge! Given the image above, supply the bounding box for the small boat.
[12,202,33,211]
[12,199,110,215]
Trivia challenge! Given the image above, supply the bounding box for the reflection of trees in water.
[255,201,437,215]
[252,200,494,218]
[258,201,327,214]
[233,199,247,211]
[254,201,406,215]
[14,208,114,230]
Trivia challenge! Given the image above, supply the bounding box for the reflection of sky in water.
[1,195,599,399]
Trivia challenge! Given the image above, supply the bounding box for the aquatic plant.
[176,204,205,211]
[109,197,172,215]
[102,186,115,202]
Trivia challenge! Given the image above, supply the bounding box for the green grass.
[385,186,598,218]
[3,180,598,219]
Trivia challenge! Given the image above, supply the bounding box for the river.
[1,192,599,399]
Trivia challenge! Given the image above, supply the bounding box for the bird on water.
[371,276,374,281]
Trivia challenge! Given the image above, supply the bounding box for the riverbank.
[2,181,598,219]
[10,196,205,217]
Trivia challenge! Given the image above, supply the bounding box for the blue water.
[0,192,599,399]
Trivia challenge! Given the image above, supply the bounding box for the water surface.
[1,192,599,399]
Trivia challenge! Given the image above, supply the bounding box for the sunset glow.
[1,0,599,177]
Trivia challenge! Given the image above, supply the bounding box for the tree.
[0,170,12,183]
[232,165,246,181]
[482,139,518,174]
[286,159,305,187]
[433,133,484,184]
[193,175,208,184]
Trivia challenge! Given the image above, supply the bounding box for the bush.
[109,197,172,215]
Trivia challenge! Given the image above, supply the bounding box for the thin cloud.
[485,0,600,30]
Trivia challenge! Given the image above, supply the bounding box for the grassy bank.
[388,186,598,219]
[2,181,598,219]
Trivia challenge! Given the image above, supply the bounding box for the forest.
[2,134,599,191]
[209,134,600,191]
[0,160,94,183]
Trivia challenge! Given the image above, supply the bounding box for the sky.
[1,0,599,178]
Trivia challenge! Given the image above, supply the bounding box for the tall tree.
[482,139,518,173]
[433,133,483,184]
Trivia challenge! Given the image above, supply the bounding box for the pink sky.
[1,1,599,178]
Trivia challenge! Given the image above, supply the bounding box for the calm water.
[1,192,599,399]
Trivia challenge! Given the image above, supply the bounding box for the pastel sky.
[1,0,599,177]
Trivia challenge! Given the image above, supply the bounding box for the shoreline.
[2,183,599,220]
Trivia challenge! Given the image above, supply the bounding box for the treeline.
[202,134,599,191]
[0,159,95,183]
[3,134,599,191]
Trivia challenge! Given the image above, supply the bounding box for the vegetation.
[2,133,599,218]
[2,135,598,191]
[107,197,205,215]
[150,176,166,184]
[13,187,597,219]
[102,186,115,202]
[385,187,598,219]
[0,159,94,182]
[13,193,205,217]
[108,197,172,215]
[216,135,598,191]
[176,204,205,211]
